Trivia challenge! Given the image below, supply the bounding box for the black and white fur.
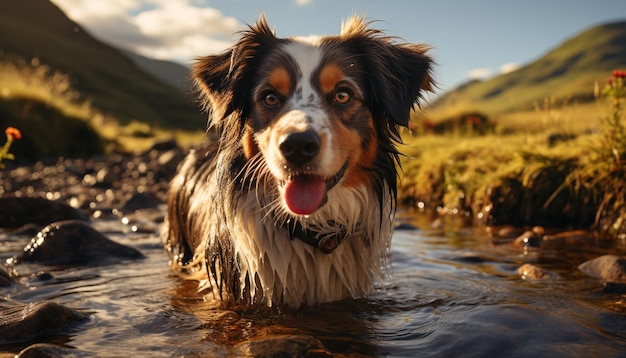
[164,15,433,307]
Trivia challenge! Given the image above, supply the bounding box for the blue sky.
[51,0,625,92]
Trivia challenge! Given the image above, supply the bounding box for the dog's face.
[194,16,433,216]
[248,40,379,215]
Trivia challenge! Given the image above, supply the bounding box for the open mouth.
[282,161,348,215]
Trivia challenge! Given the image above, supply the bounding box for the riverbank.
[400,72,626,239]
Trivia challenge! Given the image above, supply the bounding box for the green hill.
[122,50,193,91]
[0,0,203,131]
[428,20,626,119]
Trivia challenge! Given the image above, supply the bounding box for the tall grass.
[0,57,206,154]
[401,70,626,237]
[0,57,99,121]
[590,70,626,237]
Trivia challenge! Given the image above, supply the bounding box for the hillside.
[122,50,192,91]
[0,0,204,131]
[428,20,626,119]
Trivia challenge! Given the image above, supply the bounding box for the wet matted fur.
[164,15,434,307]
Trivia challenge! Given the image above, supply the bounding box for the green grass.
[0,60,205,160]
[401,81,626,236]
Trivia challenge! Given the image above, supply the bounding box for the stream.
[2,207,626,356]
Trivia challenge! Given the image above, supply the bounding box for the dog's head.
[194,15,433,216]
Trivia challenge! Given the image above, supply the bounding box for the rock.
[0,265,16,287]
[394,222,419,231]
[149,138,179,152]
[493,226,522,238]
[233,334,329,358]
[11,220,143,266]
[542,230,591,242]
[122,192,160,212]
[579,255,626,283]
[448,251,492,263]
[513,230,542,248]
[517,263,558,280]
[0,302,88,344]
[156,148,186,179]
[18,343,78,358]
[0,197,87,229]
[601,282,626,294]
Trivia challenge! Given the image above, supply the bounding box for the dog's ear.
[341,17,435,129]
[193,14,280,131]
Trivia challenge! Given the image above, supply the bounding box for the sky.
[49,0,625,92]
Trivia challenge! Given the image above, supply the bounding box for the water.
[2,210,626,357]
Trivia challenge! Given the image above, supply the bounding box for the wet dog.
[164,15,433,307]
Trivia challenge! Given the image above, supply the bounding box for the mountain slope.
[429,20,626,118]
[122,50,192,91]
[0,0,204,131]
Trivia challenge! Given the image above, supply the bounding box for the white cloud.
[295,0,313,5]
[500,62,520,74]
[50,0,244,65]
[466,63,520,81]
[467,68,493,80]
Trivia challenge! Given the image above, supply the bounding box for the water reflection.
[1,212,626,356]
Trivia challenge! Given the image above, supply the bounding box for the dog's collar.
[284,220,348,254]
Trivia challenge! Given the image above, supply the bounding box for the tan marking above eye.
[268,67,291,97]
[319,64,344,93]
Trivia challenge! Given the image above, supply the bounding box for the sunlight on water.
[2,211,626,356]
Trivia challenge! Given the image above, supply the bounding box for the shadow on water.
[2,210,626,356]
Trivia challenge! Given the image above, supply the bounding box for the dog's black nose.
[279,130,320,165]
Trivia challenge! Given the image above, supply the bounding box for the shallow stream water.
[2,209,626,357]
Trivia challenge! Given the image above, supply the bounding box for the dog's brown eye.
[334,90,351,104]
[264,92,280,107]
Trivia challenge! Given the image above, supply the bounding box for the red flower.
[613,70,626,78]
[5,127,21,140]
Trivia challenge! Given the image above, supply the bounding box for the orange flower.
[5,127,21,140]
[613,70,626,78]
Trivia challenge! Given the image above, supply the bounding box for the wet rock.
[121,192,160,212]
[430,217,443,229]
[7,223,42,237]
[0,265,16,287]
[601,282,626,294]
[0,302,88,344]
[233,334,329,358]
[542,230,591,242]
[448,252,492,263]
[517,263,558,280]
[18,343,78,358]
[149,138,179,152]
[493,226,523,238]
[156,148,186,179]
[0,197,87,229]
[513,230,542,248]
[11,220,143,266]
[394,222,419,231]
[579,255,626,283]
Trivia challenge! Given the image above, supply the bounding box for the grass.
[400,133,594,224]
[0,59,94,120]
[401,71,626,238]
[0,59,206,160]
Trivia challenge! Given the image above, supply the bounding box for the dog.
[164,15,433,307]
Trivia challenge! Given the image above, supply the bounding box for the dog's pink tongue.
[284,176,326,215]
